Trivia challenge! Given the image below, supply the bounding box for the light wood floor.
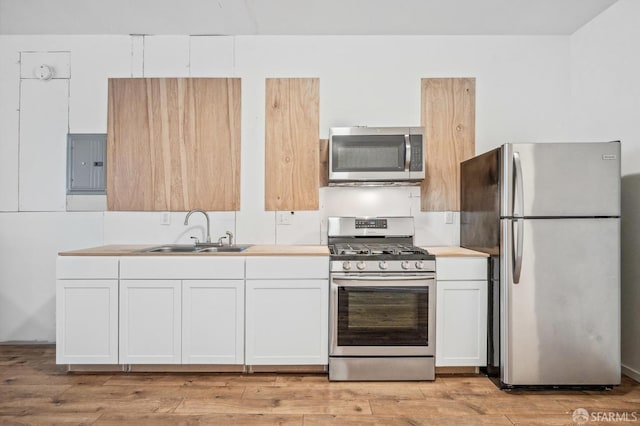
[1,345,638,425]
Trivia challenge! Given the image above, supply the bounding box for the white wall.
[0,34,572,342]
[570,0,640,382]
[570,0,640,176]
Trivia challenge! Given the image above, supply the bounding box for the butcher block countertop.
[59,245,330,256]
[60,245,486,257]
[424,246,489,257]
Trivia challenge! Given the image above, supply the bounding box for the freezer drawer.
[500,218,620,386]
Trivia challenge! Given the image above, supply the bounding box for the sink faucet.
[184,209,211,243]
[216,231,234,246]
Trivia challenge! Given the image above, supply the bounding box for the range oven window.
[337,286,429,346]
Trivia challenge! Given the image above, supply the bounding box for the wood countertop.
[424,246,490,257]
[59,244,330,256]
[60,245,485,258]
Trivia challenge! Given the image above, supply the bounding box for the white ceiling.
[0,0,618,36]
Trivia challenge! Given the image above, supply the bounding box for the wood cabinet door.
[107,78,241,211]
[265,78,320,211]
[421,78,475,211]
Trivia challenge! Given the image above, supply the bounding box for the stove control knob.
[401,260,411,270]
[379,261,388,270]
[342,261,352,271]
[415,261,425,270]
[356,261,367,271]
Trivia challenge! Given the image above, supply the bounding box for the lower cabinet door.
[182,280,244,364]
[245,279,328,365]
[56,279,118,364]
[120,280,181,364]
[436,280,488,366]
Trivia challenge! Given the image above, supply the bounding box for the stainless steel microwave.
[328,126,425,184]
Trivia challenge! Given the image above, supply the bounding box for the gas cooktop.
[329,243,434,261]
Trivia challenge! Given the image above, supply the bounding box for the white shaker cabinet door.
[245,279,328,365]
[182,280,244,364]
[56,279,119,364]
[435,256,488,367]
[435,280,488,367]
[119,280,182,364]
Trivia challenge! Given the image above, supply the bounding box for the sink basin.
[143,244,202,253]
[198,245,251,253]
[139,244,252,253]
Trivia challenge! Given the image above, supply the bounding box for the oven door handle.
[341,286,428,293]
[332,276,434,287]
[333,275,435,282]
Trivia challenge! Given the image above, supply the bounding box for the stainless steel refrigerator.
[461,142,621,388]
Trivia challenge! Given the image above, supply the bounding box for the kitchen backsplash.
[101,186,459,247]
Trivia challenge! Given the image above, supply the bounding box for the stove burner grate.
[331,243,428,257]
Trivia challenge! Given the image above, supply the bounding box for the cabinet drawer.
[436,257,487,281]
[57,256,119,279]
[245,256,329,279]
[120,256,245,279]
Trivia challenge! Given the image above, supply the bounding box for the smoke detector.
[35,64,54,80]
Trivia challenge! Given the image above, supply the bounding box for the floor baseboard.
[622,364,640,383]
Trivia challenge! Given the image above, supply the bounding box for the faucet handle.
[226,231,234,246]
[190,236,200,245]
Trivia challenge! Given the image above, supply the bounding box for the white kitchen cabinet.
[56,280,118,364]
[119,256,245,365]
[245,256,329,365]
[58,253,326,368]
[182,280,244,364]
[56,256,119,364]
[119,279,182,364]
[436,257,488,367]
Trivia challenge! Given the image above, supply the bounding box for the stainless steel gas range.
[327,216,436,381]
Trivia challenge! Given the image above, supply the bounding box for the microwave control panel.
[355,218,388,229]
[409,135,423,171]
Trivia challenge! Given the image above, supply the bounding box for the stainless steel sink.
[198,245,250,252]
[143,244,202,253]
[139,244,251,253]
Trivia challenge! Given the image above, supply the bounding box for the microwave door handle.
[404,134,411,171]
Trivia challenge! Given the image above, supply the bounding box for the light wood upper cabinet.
[421,78,476,211]
[107,78,241,211]
[265,78,320,211]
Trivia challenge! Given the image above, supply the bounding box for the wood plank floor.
[1,345,638,425]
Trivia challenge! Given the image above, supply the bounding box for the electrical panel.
[66,134,106,194]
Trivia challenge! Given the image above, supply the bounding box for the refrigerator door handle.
[512,151,524,283]
[513,218,523,284]
[513,151,524,216]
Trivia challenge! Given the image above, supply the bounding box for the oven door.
[330,273,436,356]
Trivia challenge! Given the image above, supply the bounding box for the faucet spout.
[184,209,211,243]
